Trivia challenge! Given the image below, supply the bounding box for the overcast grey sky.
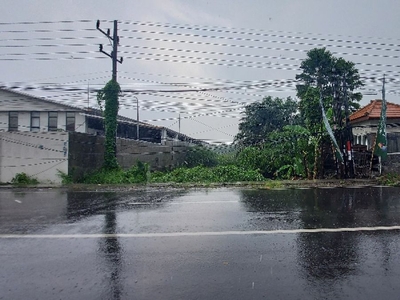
[1,0,399,143]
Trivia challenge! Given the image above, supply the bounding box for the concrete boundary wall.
[0,131,69,183]
[68,132,192,180]
[383,153,400,174]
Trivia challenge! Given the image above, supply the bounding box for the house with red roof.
[350,99,400,153]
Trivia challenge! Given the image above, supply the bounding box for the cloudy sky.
[1,0,399,143]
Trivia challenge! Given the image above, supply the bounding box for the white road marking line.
[127,200,239,205]
[1,226,400,239]
[14,200,22,203]
[169,200,239,205]
[260,255,263,262]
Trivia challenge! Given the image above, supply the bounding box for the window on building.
[48,112,58,131]
[31,111,40,132]
[66,112,75,131]
[8,112,18,131]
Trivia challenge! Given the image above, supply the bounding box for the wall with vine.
[97,80,121,170]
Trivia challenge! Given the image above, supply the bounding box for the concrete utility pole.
[132,96,139,140]
[96,20,123,81]
[343,75,355,178]
[178,113,181,134]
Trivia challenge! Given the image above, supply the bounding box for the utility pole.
[178,113,181,134]
[133,96,139,140]
[96,20,123,169]
[343,75,355,178]
[96,20,123,81]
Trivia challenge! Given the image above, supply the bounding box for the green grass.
[11,173,39,185]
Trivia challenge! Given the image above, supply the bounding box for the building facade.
[350,99,400,153]
[0,87,202,183]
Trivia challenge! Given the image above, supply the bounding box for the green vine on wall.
[97,79,121,170]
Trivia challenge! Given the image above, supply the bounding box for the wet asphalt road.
[1,186,400,300]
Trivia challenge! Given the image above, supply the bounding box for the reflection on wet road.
[1,186,400,299]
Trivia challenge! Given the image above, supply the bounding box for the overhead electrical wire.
[1,19,397,48]
[1,20,397,144]
[0,20,102,25]
[120,20,400,42]
[125,35,400,60]
[0,28,96,34]
[119,28,400,53]
[1,44,399,75]
[2,38,399,62]
[1,22,397,95]
[1,25,399,59]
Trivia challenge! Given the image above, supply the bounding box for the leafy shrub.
[57,170,73,184]
[150,165,264,183]
[11,172,39,185]
[217,153,237,166]
[377,173,400,186]
[185,146,218,168]
[236,146,272,177]
[82,161,149,184]
[236,125,315,179]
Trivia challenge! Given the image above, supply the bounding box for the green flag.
[373,98,387,160]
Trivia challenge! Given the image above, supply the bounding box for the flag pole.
[371,74,387,176]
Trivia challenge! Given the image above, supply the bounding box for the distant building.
[0,86,201,144]
[350,99,400,152]
[0,87,204,183]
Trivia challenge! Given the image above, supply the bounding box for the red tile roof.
[349,99,400,123]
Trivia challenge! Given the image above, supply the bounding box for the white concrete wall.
[0,111,86,133]
[0,131,69,184]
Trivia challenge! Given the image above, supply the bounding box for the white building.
[0,87,202,183]
[0,87,87,134]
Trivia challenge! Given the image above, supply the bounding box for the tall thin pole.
[136,97,139,140]
[112,20,118,81]
[178,113,181,134]
[370,74,386,176]
[343,74,354,178]
[379,74,386,175]
[97,20,123,81]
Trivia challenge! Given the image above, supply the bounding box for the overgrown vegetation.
[185,146,218,168]
[57,170,74,184]
[70,149,264,185]
[11,172,39,185]
[150,165,264,183]
[377,173,400,186]
[80,161,149,184]
[97,79,121,170]
[58,47,386,185]
[232,47,364,180]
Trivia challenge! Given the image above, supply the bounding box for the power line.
[0,20,102,26]
[122,36,400,61]
[0,28,95,34]
[119,28,400,53]
[119,20,400,42]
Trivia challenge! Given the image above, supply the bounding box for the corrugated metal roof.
[0,86,81,111]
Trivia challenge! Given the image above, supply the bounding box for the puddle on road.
[1,186,400,299]
[1,187,400,234]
